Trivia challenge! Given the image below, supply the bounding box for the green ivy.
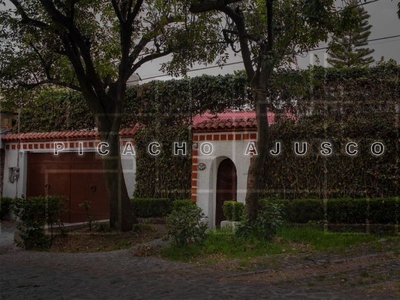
[15,65,400,199]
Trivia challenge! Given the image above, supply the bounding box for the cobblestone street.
[1,223,399,300]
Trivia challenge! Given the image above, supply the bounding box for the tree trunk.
[95,89,137,231]
[98,128,137,231]
[245,87,270,222]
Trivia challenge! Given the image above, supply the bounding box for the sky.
[136,0,400,83]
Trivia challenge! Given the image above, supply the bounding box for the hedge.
[286,199,324,223]
[326,198,368,224]
[0,197,14,220]
[222,201,244,221]
[259,199,324,223]
[131,198,172,218]
[368,197,399,224]
[260,197,399,224]
[172,199,195,211]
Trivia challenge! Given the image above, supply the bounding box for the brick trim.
[193,132,258,141]
[4,139,134,152]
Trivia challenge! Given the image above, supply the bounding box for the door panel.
[70,154,108,223]
[27,152,109,223]
[216,158,237,226]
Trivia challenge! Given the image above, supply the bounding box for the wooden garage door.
[27,152,109,223]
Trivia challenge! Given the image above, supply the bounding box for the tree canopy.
[0,0,227,231]
[190,0,344,222]
[327,0,374,68]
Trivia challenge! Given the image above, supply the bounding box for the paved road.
[0,222,15,247]
[1,224,399,300]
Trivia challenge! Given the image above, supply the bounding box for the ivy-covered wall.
[15,65,400,199]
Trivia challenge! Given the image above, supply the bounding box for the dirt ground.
[49,223,167,252]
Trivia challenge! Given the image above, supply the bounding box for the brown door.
[216,158,237,226]
[27,153,71,222]
[27,152,109,223]
[70,152,109,223]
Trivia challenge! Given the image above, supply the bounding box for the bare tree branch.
[39,0,70,26]
[190,0,255,79]
[19,79,81,91]
[10,0,50,30]
[266,0,273,53]
[28,42,52,79]
[111,0,125,23]
[127,0,143,25]
[221,6,255,79]
[189,0,241,14]
[131,49,173,75]
[129,36,151,62]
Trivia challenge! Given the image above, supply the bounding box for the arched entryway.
[216,158,237,226]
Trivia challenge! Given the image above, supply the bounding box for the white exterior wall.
[193,132,255,228]
[2,139,136,198]
[2,149,27,199]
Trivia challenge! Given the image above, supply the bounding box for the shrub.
[79,200,94,230]
[327,198,368,223]
[0,197,14,220]
[13,196,66,249]
[166,204,208,246]
[369,197,399,224]
[222,201,244,221]
[259,198,324,223]
[131,198,172,218]
[172,199,195,211]
[259,197,400,225]
[285,199,324,223]
[236,201,284,240]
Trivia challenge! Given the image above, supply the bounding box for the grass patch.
[277,226,378,252]
[162,225,399,261]
[161,229,291,261]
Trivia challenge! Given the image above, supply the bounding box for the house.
[1,109,278,227]
[0,128,137,223]
[191,110,276,228]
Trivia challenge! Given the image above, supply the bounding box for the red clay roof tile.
[192,110,274,131]
[1,126,139,142]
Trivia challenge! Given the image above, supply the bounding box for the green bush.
[260,198,324,223]
[285,199,324,223]
[369,197,399,224]
[259,197,400,225]
[13,196,66,249]
[222,201,244,221]
[327,198,368,223]
[131,198,172,218]
[172,199,195,211]
[236,201,284,240]
[166,204,208,246]
[0,197,14,220]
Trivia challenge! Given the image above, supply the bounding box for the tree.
[0,0,225,231]
[327,0,374,68]
[190,0,340,222]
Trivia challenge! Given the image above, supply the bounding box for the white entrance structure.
[191,111,276,228]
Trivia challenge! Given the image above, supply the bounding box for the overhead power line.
[140,33,400,81]
[340,0,381,10]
